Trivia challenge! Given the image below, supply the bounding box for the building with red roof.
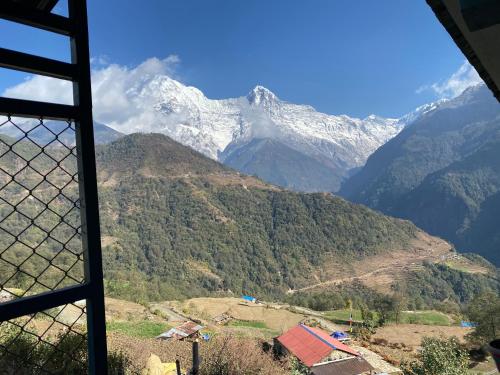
[274,324,360,367]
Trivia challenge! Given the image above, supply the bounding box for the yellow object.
[141,354,178,375]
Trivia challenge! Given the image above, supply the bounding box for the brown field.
[107,332,193,372]
[171,297,304,332]
[373,323,471,348]
[362,323,473,365]
[105,297,162,323]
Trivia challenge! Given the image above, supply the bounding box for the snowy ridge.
[123,75,408,174]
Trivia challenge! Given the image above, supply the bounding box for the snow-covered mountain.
[396,98,449,127]
[118,75,411,191]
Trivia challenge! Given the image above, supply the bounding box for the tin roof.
[157,321,203,340]
[310,357,374,375]
[276,324,359,367]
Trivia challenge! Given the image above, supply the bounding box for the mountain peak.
[247,85,278,105]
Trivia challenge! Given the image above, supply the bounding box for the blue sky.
[0,0,481,118]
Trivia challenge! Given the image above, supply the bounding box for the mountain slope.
[95,133,431,300]
[221,138,342,192]
[0,119,123,145]
[92,122,125,144]
[340,84,500,265]
[102,75,404,191]
[0,132,496,306]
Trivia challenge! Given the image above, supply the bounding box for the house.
[274,324,360,367]
[310,357,375,375]
[156,321,203,341]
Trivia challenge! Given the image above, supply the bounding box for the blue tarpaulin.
[242,295,256,302]
[461,321,477,328]
[201,333,211,341]
[331,331,349,339]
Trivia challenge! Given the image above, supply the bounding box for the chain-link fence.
[0,116,89,374]
[1,2,110,372]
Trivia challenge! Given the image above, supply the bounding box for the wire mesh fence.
[0,115,88,373]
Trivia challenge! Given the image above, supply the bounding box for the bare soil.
[373,323,471,348]
[362,323,473,364]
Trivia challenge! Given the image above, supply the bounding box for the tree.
[466,291,500,345]
[357,305,378,339]
[401,337,469,375]
[392,292,407,324]
[374,295,396,326]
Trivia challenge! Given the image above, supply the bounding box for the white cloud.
[1,55,181,133]
[416,61,483,99]
[3,75,73,105]
[90,55,110,66]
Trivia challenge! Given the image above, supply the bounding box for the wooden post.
[176,359,181,375]
[191,339,200,375]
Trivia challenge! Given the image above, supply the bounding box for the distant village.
[146,295,401,375]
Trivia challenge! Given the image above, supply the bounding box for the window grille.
[0,1,108,373]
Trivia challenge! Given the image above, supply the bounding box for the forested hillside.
[0,132,497,307]
[96,134,418,301]
[340,84,500,265]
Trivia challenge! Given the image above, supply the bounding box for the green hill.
[96,134,418,300]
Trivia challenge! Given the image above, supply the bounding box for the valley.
[1,1,500,374]
[0,130,497,309]
[102,296,495,374]
[0,117,498,374]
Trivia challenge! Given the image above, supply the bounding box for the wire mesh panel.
[0,116,89,373]
[0,303,88,374]
[0,1,108,372]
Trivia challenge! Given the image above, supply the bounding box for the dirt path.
[292,264,398,293]
[290,231,453,294]
[149,302,188,323]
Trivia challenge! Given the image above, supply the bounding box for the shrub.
[199,335,287,375]
[0,325,136,374]
[401,336,469,375]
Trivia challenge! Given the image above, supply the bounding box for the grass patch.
[225,322,280,339]
[400,311,451,326]
[228,320,268,329]
[106,320,170,338]
[444,261,469,273]
[324,309,451,326]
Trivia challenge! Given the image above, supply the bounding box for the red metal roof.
[276,324,359,367]
[306,326,360,357]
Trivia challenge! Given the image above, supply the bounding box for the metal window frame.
[0,1,108,374]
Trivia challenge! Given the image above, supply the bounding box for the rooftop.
[276,324,359,367]
[427,0,500,101]
[310,357,374,375]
